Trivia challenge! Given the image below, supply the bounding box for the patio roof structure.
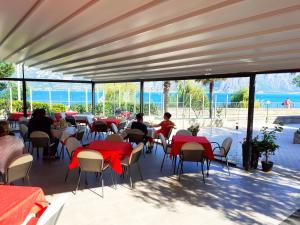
[1,0,300,170]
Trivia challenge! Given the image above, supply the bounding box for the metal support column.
[244,74,256,170]
[91,82,95,115]
[22,64,27,117]
[140,81,144,113]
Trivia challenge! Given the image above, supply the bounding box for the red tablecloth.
[9,112,31,121]
[0,186,48,225]
[65,111,78,117]
[97,118,121,127]
[171,136,214,160]
[69,140,132,174]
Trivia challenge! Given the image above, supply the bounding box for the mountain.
[214,73,300,93]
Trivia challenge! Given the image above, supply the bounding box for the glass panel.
[95,82,140,118]
[26,82,92,114]
[0,80,23,119]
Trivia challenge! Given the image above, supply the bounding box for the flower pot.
[251,148,260,169]
[261,161,273,172]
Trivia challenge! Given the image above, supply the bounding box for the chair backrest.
[77,150,104,172]
[5,154,33,184]
[65,137,81,157]
[117,121,126,130]
[180,142,204,162]
[94,121,108,132]
[166,127,173,139]
[159,133,168,153]
[221,137,233,156]
[111,123,118,134]
[36,194,68,225]
[30,131,50,148]
[176,129,192,136]
[126,129,145,144]
[75,129,85,141]
[129,143,144,165]
[65,116,76,126]
[19,124,28,138]
[105,134,123,142]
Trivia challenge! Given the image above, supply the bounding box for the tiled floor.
[15,125,300,225]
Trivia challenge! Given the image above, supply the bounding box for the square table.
[69,140,132,174]
[0,186,48,225]
[171,135,214,174]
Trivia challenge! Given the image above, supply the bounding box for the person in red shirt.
[148,112,175,152]
[151,112,175,138]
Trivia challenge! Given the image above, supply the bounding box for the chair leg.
[225,157,230,176]
[75,171,82,194]
[37,147,39,159]
[160,153,166,172]
[206,159,210,177]
[201,161,205,184]
[85,172,88,185]
[65,169,70,182]
[100,173,104,197]
[110,168,116,189]
[178,161,183,181]
[128,166,133,189]
[137,162,143,181]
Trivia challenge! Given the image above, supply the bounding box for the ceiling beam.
[53,36,300,73]
[3,0,99,60]
[0,0,44,47]
[21,0,242,65]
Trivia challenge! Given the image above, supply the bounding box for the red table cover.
[98,118,121,127]
[171,136,214,160]
[69,140,132,174]
[9,112,31,121]
[65,111,78,117]
[0,186,47,225]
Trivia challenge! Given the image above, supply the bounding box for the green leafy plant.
[252,126,283,164]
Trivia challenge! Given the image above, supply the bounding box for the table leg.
[173,156,177,174]
[206,159,210,177]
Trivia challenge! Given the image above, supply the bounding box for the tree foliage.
[292,75,300,87]
[177,80,208,118]
[0,61,15,91]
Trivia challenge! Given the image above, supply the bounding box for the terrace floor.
[15,124,300,225]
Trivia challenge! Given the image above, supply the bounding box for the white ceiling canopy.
[0,0,300,82]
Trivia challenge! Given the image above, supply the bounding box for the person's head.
[39,108,46,117]
[0,121,10,137]
[163,112,172,121]
[135,113,144,122]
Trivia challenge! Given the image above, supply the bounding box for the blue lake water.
[31,91,300,108]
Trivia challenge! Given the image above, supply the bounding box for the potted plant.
[253,126,283,172]
[187,122,200,136]
[241,125,283,171]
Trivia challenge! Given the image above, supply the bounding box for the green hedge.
[0,100,159,116]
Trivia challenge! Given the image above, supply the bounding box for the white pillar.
[102,90,105,116]
[67,88,71,109]
[30,87,33,112]
[85,88,88,112]
[189,94,192,120]
[9,87,13,112]
[176,94,178,119]
[148,91,151,116]
[225,94,228,118]
[134,93,136,113]
[214,94,217,118]
[118,88,121,108]
[17,64,21,101]
[49,90,52,110]
[202,93,205,117]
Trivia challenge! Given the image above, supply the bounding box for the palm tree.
[200,79,225,119]
[163,81,171,112]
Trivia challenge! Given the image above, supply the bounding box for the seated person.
[151,112,175,138]
[130,113,148,135]
[0,121,24,173]
[28,109,59,159]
